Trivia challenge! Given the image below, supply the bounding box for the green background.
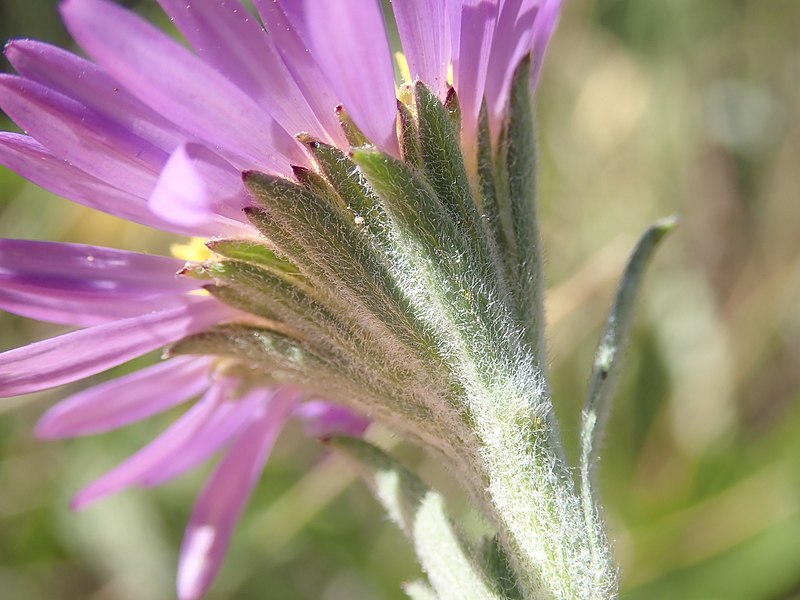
[1,0,799,598]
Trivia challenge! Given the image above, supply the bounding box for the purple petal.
[0,286,204,327]
[393,0,449,96]
[71,381,232,509]
[0,297,234,398]
[447,0,463,67]
[0,238,204,324]
[0,133,212,236]
[484,0,540,124]
[149,143,251,230]
[0,239,196,296]
[60,0,303,174]
[177,387,297,600]
[141,388,271,487]
[454,0,500,145]
[253,0,348,147]
[290,0,399,154]
[36,357,213,439]
[293,401,370,438]
[0,74,164,199]
[4,40,189,153]
[155,0,330,142]
[529,0,562,92]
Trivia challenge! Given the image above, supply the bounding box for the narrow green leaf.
[397,100,423,167]
[329,437,506,600]
[202,290,439,433]
[414,494,507,600]
[291,165,346,210]
[205,259,313,300]
[204,283,359,377]
[580,216,678,473]
[176,263,214,280]
[205,283,283,323]
[243,206,319,281]
[335,104,369,147]
[503,54,546,364]
[353,148,519,380]
[168,325,400,421]
[205,238,301,275]
[244,171,392,302]
[176,279,448,437]
[167,324,308,373]
[414,82,514,330]
[352,147,462,265]
[204,265,321,332]
[578,216,677,585]
[244,171,437,363]
[204,260,374,362]
[414,82,489,267]
[477,101,513,283]
[444,85,461,133]
[329,437,427,536]
[296,136,390,246]
[492,122,514,260]
[353,147,517,372]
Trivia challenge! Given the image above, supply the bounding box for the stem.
[465,384,618,600]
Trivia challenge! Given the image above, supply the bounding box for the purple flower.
[0,0,561,598]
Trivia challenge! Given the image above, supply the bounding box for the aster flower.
[0,0,675,598]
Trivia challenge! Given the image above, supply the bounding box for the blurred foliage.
[1,0,799,598]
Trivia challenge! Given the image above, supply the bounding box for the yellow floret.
[394,51,412,85]
[170,237,212,262]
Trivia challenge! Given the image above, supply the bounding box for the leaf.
[296,136,390,247]
[352,147,462,266]
[578,216,677,582]
[205,238,301,275]
[477,101,513,284]
[414,82,493,274]
[291,165,346,211]
[444,86,461,134]
[204,260,381,368]
[397,99,423,167]
[501,54,546,365]
[167,324,308,373]
[242,206,319,281]
[580,216,677,479]
[244,171,436,363]
[205,283,283,323]
[204,271,321,338]
[204,259,313,300]
[353,147,517,372]
[329,437,507,600]
[335,103,369,147]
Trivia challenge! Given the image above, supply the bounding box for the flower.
[0,0,562,598]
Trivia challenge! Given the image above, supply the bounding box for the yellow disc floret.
[170,237,213,262]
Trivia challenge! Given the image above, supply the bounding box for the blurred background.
[1,0,799,598]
